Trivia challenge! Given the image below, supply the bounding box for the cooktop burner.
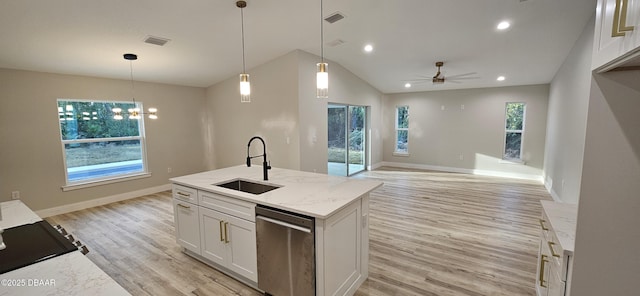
[0,221,78,274]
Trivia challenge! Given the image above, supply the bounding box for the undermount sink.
[215,179,280,195]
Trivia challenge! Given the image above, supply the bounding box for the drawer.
[539,211,551,241]
[546,227,571,281]
[198,190,255,222]
[173,184,198,204]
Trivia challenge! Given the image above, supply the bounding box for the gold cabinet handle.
[224,222,230,243]
[612,0,635,37]
[548,241,561,258]
[177,191,191,197]
[539,254,549,288]
[219,220,225,242]
[539,219,549,231]
[177,203,190,209]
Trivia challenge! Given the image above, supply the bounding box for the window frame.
[57,99,150,190]
[394,105,409,156]
[502,102,526,162]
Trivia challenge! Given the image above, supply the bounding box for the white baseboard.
[36,184,172,218]
[368,162,383,171]
[379,161,544,182]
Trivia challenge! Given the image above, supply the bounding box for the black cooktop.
[0,221,77,274]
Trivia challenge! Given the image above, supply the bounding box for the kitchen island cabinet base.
[182,248,261,291]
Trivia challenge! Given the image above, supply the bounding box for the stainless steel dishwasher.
[256,205,315,296]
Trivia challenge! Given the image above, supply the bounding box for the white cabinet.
[173,197,200,254]
[172,184,257,285]
[593,0,640,71]
[199,206,257,282]
[536,202,576,296]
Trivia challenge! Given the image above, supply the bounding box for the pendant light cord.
[241,6,246,73]
[320,0,324,63]
[129,60,136,105]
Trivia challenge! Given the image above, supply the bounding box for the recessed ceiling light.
[404,83,411,88]
[497,76,506,81]
[497,21,510,30]
[364,44,373,52]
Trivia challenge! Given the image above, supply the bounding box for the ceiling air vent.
[326,39,345,47]
[324,12,345,24]
[144,35,171,46]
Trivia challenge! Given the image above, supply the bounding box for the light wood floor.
[47,167,551,296]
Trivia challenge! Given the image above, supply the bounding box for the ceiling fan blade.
[446,72,478,79]
[447,77,481,81]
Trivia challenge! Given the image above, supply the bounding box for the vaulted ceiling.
[0,0,595,94]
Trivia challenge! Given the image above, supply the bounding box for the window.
[57,99,148,187]
[504,102,526,161]
[395,105,409,154]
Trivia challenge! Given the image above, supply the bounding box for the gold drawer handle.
[224,222,230,243]
[539,254,549,288]
[177,191,191,197]
[539,219,549,231]
[219,220,225,242]
[612,0,634,37]
[177,203,191,209]
[548,241,561,258]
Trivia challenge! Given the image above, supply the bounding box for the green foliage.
[58,100,140,140]
[397,106,409,128]
[505,103,525,130]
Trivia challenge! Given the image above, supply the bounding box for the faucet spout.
[247,136,271,180]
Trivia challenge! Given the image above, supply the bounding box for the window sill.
[393,152,410,157]
[499,159,526,165]
[62,172,152,192]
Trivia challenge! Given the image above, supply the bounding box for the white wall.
[382,85,549,179]
[543,16,594,203]
[205,51,301,170]
[570,70,640,295]
[0,68,207,211]
[296,50,384,173]
[206,50,383,174]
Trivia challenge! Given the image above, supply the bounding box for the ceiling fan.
[408,61,479,85]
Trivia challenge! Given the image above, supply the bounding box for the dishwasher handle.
[256,215,312,233]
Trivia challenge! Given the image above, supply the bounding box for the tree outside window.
[57,99,148,185]
[504,102,526,160]
[395,106,409,154]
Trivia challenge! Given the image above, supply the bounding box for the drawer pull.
[177,203,191,209]
[612,0,634,37]
[548,241,561,258]
[177,191,191,197]
[539,254,549,288]
[224,222,230,243]
[219,220,225,242]
[539,219,549,231]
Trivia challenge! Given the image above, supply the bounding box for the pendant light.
[113,53,158,120]
[237,0,251,103]
[316,0,328,99]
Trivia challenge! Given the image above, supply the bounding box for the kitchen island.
[170,165,383,296]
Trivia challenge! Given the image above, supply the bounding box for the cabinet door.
[593,0,639,70]
[173,199,200,254]
[225,214,258,282]
[536,238,551,296]
[199,207,227,266]
[547,266,566,296]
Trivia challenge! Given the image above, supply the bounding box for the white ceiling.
[0,0,595,94]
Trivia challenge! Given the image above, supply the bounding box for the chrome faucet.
[246,136,271,180]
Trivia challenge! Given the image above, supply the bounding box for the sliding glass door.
[327,104,366,176]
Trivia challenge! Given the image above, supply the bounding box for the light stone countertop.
[0,200,130,296]
[170,165,383,218]
[541,200,578,255]
[0,200,42,229]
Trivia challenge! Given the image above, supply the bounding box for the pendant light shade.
[240,73,251,102]
[237,1,250,103]
[316,62,328,98]
[317,0,328,99]
[112,53,158,120]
